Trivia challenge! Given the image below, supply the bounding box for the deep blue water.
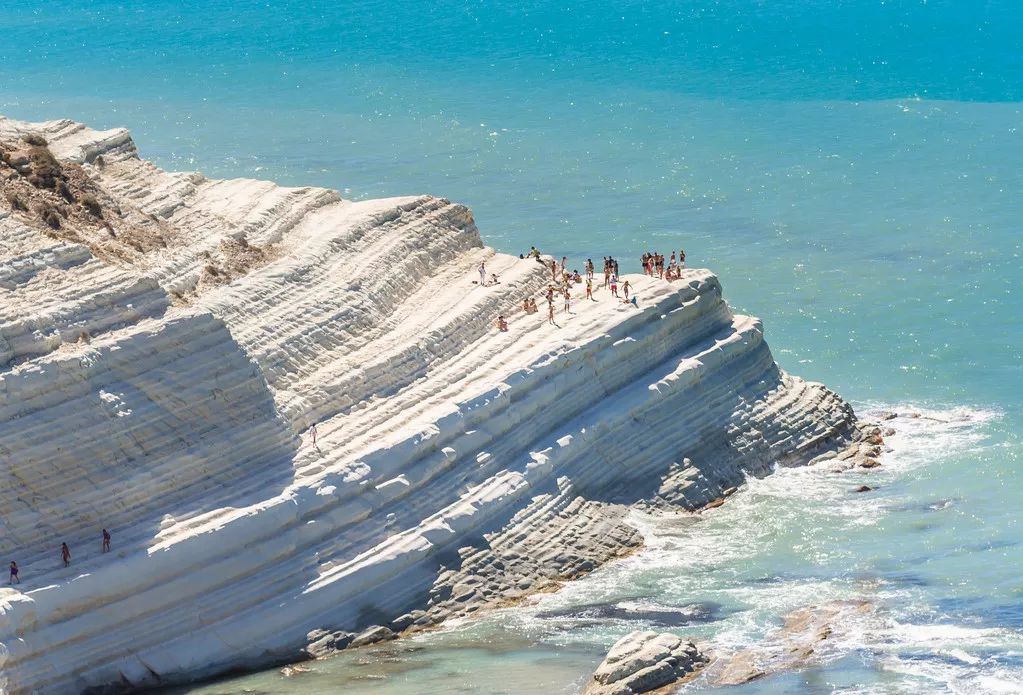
[3,2,1021,692]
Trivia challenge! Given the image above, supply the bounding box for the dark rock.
[349,625,396,648]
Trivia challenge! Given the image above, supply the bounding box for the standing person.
[102,529,111,553]
[9,561,18,584]
[613,258,620,276]
[586,259,594,279]
[623,279,631,300]
[560,256,568,273]
[61,542,71,567]
[603,260,611,288]
[563,288,572,313]
[610,273,619,298]
[547,300,555,325]
[309,422,317,446]
[585,276,593,300]
[679,249,686,268]
[550,259,558,281]
[478,261,487,286]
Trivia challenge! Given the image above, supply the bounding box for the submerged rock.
[583,630,707,695]
[705,599,874,686]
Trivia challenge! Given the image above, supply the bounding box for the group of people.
[495,246,689,332]
[9,529,111,584]
[641,249,686,280]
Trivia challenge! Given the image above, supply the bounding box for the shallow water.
[3,1,1021,692]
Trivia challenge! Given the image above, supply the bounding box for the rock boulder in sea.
[0,115,872,694]
[584,631,707,695]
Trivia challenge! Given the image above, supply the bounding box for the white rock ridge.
[0,116,865,694]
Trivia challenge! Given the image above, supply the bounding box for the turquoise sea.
[3,1,1021,692]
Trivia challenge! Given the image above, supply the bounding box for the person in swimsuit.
[622,279,631,300]
[585,277,593,300]
[9,561,19,584]
[547,300,555,325]
[496,315,509,331]
[478,262,487,285]
[61,542,71,567]
[610,274,619,298]
[563,289,572,313]
[102,529,111,553]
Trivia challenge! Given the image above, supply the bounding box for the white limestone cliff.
[0,116,869,694]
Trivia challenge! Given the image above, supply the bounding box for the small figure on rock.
[622,279,631,301]
[610,273,619,298]
[547,300,555,325]
[478,261,486,286]
[309,422,318,446]
[61,542,71,567]
[102,529,111,553]
[496,315,509,332]
[9,561,19,584]
[585,276,593,300]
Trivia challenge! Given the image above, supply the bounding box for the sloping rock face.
[584,631,707,695]
[0,115,862,694]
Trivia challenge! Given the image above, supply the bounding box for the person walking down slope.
[102,529,111,553]
[61,542,71,567]
[623,279,631,300]
[9,561,19,584]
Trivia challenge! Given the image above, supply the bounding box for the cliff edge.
[0,116,868,694]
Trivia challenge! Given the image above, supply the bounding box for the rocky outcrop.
[0,115,864,694]
[584,631,707,695]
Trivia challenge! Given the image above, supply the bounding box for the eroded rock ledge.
[1,115,863,694]
[584,631,708,695]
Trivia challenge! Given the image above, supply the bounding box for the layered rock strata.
[584,631,707,695]
[0,115,864,694]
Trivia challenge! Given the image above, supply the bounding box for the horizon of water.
[2,1,1021,693]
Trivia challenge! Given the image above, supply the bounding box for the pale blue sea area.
[2,1,1021,692]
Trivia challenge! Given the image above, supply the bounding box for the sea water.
[2,1,1020,692]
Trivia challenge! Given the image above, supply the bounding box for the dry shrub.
[23,133,48,147]
[4,190,28,211]
[81,194,102,217]
[36,201,62,229]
